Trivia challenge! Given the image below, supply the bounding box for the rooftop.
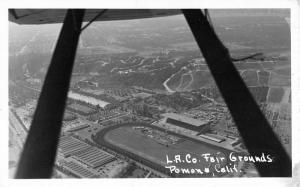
[162,113,209,127]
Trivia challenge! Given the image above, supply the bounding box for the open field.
[187,71,214,89]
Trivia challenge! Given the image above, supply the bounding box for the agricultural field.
[249,86,269,103]
[269,72,290,87]
[242,70,259,86]
[273,67,291,76]
[258,70,270,86]
[267,87,285,103]
[234,62,262,70]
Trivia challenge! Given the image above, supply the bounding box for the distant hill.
[9,9,290,92]
[209,9,289,17]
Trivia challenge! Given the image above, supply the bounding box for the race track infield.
[93,122,235,177]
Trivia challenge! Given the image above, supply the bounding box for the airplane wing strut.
[182,9,291,177]
[15,9,85,178]
[81,9,107,32]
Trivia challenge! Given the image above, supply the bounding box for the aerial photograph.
[8,9,291,178]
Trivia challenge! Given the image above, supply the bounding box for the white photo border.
[1,0,299,186]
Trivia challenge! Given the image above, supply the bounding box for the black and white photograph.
[1,0,300,186]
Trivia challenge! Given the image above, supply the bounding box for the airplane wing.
[9,9,181,25]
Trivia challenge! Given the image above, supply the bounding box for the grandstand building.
[58,136,117,178]
[62,120,90,132]
[160,113,211,136]
[71,147,116,168]
[62,158,100,178]
[58,136,91,157]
